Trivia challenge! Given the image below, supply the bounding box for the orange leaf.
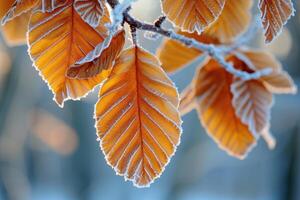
[28,1,110,106]
[181,60,256,159]
[1,0,37,25]
[179,85,196,116]
[37,0,68,12]
[259,0,294,43]
[95,46,182,187]
[67,29,125,79]
[204,0,253,43]
[231,78,273,136]
[161,0,226,33]
[74,0,105,27]
[0,0,15,18]
[238,49,297,94]
[158,31,219,73]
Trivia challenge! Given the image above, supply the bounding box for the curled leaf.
[67,29,125,79]
[95,46,182,187]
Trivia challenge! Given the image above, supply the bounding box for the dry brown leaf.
[180,60,256,159]
[28,0,110,106]
[161,0,226,33]
[259,0,294,43]
[95,46,182,187]
[74,0,105,27]
[204,0,253,43]
[158,31,219,73]
[67,29,126,79]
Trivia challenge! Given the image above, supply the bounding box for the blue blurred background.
[0,0,300,200]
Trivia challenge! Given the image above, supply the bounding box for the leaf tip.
[54,94,65,108]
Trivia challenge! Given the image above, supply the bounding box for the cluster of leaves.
[0,0,297,187]
[159,0,297,158]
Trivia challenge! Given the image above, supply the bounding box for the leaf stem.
[130,24,137,44]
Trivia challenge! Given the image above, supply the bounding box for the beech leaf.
[74,0,105,27]
[204,0,253,43]
[28,0,110,106]
[259,0,294,43]
[161,0,226,33]
[67,29,125,79]
[95,46,182,187]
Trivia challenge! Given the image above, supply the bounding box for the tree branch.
[107,0,272,80]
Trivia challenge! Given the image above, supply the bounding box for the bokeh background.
[0,0,300,200]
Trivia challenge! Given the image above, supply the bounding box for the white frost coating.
[232,51,257,70]
[258,0,295,43]
[37,0,68,13]
[75,32,114,65]
[261,124,276,150]
[74,0,104,27]
[144,31,161,41]
[233,50,297,94]
[230,77,273,139]
[107,0,137,33]
[74,0,136,66]
[169,30,273,81]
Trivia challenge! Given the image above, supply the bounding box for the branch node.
[154,16,167,28]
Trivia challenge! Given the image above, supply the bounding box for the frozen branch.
[107,0,272,80]
[107,0,137,33]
